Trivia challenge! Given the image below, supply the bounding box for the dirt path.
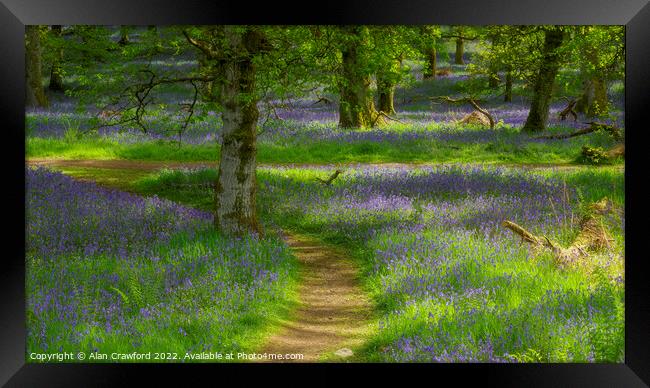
[259,233,373,363]
[26,158,623,172]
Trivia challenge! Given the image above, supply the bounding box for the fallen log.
[503,198,614,267]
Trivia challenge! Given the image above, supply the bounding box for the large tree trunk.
[48,25,64,92]
[576,77,608,118]
[423,47,437,80]
[338,26,380,128]
[504,70,513,102]
[214,27,264,235]
[25,25,48,108]
[377,59,400,115]
[522,28,565,132]
[377,78,396,115]
[455,38,464,65]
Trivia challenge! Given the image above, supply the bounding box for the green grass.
[27,133,623,165]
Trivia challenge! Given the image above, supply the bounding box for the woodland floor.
[25,158,624,362]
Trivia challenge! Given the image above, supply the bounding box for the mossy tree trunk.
[455,38,464,65]
[338,26,380,128]
[576,77,608,118]
[377,58,400,115]
[48,25,64,92]
[214,27,267,235]
[522,28,565,132]
[25,25,48,107]
[423,47,437,80]
[377,77,396,115]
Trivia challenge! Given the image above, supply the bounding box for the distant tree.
[442,26,479,65]
[371,26,419,115]
[571,26,624,118]
[336,26,380,128]
[419,25,442,80]
[522,26,566,132]
[25,25,48,107]
[48,25,65,91]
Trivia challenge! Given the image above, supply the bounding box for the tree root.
[372,110,405,127]
[503,198,614,268]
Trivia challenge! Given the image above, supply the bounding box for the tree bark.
[576,77,608,118]
[377,59,399,115]
[423,47,437,80]
[25,25,48,107]
[214,27,265,235]
[338,26,380,128]
[522,28,565,132]
[504,70,513,102]
[455,38,464,65]
[48,25,64,92]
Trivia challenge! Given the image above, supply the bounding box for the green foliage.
[579,145,610,165]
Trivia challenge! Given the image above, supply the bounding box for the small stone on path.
[334,348,354,358]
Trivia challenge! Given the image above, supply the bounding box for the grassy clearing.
[28,127,622,165]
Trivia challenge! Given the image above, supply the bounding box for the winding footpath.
[259,233,373,362]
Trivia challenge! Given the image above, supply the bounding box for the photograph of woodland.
[26,25,624,363]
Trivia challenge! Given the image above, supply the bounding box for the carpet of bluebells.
[141,164,625,362]
[26,167,297,360]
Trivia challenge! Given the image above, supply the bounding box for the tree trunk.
[48,25,64,92]
[25,25,48,108]
[214,27,264,235]
[377,78,395,115]
[377,59,399,115]
[577,77,608,118]
[504,70,513,102]
[338,26,380,128]
[423,47,437,80]
[455,38,464,65]
[522,28,565,132]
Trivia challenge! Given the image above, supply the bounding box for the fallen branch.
[536,122,623,141]
[312,96,333,105]
[558,99,578,122]
[503,198,614,267]
[315,169,343,186]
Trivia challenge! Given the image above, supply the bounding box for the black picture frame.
[2,0,648,385]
